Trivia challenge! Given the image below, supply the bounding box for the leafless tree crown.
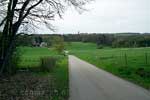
[0,0,92,31]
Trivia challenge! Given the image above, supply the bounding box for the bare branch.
[0,16,7,27]
[23,0,43,19]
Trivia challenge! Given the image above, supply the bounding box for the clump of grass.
[118,67,133,76]
[40,57,57,72]
[136,67,150,78]
[97,45,104,49]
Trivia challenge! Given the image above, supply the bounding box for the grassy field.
[67,42,150,89]
[18,47,58,67]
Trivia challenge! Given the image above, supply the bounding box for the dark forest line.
[13,32,150,48]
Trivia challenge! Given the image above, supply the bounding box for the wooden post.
[145,53,148,65]
[125,53,127,66]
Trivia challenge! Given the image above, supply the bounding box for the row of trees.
[63,33,150,48]
[112,34,150,48]
[63,33,114,46]
[15,33,150,48]
[15,34,58,47]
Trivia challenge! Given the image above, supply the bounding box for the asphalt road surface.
[69,55,150,100]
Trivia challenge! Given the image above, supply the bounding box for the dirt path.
[69,55,150,100]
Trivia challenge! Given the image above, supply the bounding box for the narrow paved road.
[69,55,150,100]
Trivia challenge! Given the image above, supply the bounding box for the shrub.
[118,67,133,76]
[97,45,103,49]
[52,36,65,54]
[136,68,150,78]
[40,57,57,72]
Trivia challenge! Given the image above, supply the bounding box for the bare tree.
[0,0,92,74]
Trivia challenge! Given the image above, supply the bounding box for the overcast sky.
[37,0,150,34]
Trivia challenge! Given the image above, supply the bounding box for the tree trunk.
[0,0,18,75]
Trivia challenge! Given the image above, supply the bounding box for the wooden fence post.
[145,53,148,65]
[125,53,127,66]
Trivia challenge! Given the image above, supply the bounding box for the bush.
[52,36,65,54]
[40,57,57,72]
[118,67,133,76]
[136,68,150,78]
[97,45,103,49]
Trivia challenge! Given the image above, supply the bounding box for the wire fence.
[98,52,150,68]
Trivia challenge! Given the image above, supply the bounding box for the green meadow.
[18,47,58,67]
[67,42,150,89]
